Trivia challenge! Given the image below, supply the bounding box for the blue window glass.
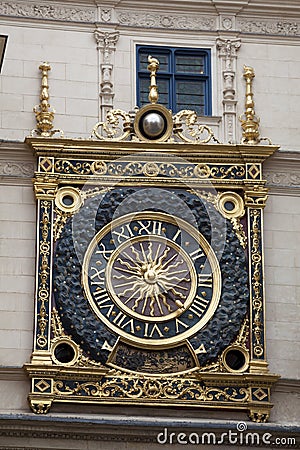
[137,45,211,116]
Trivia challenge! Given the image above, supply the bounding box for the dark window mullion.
[170,49,176,112]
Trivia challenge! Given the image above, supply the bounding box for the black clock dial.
[53,187,249,366]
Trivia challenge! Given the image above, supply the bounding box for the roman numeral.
[95,293,114,318]
[189,295,210,317]
[172,228,181,243]
[137,220,164,236]
[90,266,105,281]
[95,243,113,261]
[143,323,164,338]
[112,312,135,333]
[189,247,205,262]
[112,224,134,243]
[175,317,189,334]
[198,273,213,288]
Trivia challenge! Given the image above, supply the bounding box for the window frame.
[136,45,212,116]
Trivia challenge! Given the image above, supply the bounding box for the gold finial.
[147,55,159,104]
[239,65,260,145]
[33,62,55,137]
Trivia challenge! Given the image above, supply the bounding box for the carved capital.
[94,30,119,62]
[217,38,241,70]
[248,409,270,423]
[29,398,53,414]
[244,185,268,208]
[34,175,59,200]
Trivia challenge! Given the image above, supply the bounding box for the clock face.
[82,212,221,348]
[53,187,249,369]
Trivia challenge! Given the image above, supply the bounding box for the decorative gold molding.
[51,309,106,370]
[35,200,51,350]
[92,109,131,141]
[173,110,222,144]
[249,209,264,359]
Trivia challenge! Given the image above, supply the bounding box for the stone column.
[216,38,241,143]
[94,29,119,120]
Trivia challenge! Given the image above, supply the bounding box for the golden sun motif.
[106,236,197,322]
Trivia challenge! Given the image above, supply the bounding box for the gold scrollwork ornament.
[92,109,131,141]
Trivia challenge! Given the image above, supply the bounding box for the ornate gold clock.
[82,211,221,348]
[24,60,279,422]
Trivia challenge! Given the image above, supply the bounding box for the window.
[137,45,211,116]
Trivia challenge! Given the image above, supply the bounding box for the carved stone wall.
[0,1,96,22]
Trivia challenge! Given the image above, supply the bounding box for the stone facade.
[0,0,299,448]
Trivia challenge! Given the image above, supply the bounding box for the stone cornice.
[116,10,217,31]
[264,150,300,192]
[0,1,299,38]
[236,17,300,37]
[0,367,27,381]
[0,1,96,23]
[273,378,300,394]
[0,141,35,180]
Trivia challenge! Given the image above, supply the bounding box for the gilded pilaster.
[244,185,269,374]
[31,175,58,365]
